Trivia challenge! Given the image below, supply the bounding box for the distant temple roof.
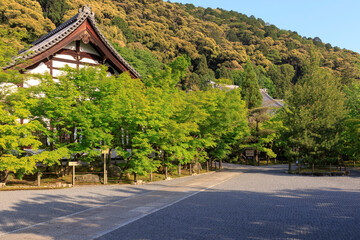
[209,80,239,91]
[260,89,285,108]
[209,81,284,108]
[5,5,141,79]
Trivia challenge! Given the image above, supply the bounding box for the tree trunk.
[165,166,168,179]
[134,172,137,182]
[65,159,70,175]
[0,170,10,185]
[206,161,209,172]
[267,156,269,165]
[198,163,200,174]
[189,163,192,175]
[60,162,65,177]
[256,150,259,166]
[214,161,217,170]
[329,163,332,172]
[312,163,315,172]
[107,149,112,166]
[150,171,153,182]
[178,164,181,176]
[298,161,301,174]
[354,160,356,167]
[288,160,292,172]
[219,160,222,169]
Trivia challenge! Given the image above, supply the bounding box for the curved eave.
[3,6,141,79]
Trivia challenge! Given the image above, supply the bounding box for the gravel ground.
[98,164,360,240]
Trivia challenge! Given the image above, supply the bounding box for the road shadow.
[1,166,359,240]
[225,164,360,178]
[0,186,149,235]
[97,187,360,240]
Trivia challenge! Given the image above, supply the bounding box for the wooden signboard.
[245,150,255,157]
[69,161,79,166]
[102,148,109,154]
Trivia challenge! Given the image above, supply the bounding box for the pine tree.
[342,83,360,166]
[281,57,347,166]
[240,61,262,109]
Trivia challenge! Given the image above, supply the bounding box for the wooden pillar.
[37,171,41,187]
[103,153,108,185]
[72,165,75,186]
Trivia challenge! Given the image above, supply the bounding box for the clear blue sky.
[171,0,360,54]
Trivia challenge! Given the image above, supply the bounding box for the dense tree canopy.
[1,0,360,183]
[281,57,348,166]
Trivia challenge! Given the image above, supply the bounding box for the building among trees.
[4,5,141,83]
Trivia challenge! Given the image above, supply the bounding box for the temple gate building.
[5,5,141,86]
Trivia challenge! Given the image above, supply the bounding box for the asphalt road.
[97,164,360,240]
[1,164,360,240]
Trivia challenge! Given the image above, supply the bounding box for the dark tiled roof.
[6,5,141,78]
[27,14,79,50]
[260,89,285,108]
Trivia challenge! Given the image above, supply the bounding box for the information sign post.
[69,162,79,186]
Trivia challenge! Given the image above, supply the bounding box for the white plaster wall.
[80,57,99,64]
[54,54,75,61]
[64,42,76,51]
[27,62,50,75]
[53,60,77,69]
[80,42,99,55]
[25,62,50,87]
[0,82,18,95]
[25,78,41,87]
[52,69,63,77]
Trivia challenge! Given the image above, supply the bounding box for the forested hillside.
[1,0,360,184]
[1,0,360,97]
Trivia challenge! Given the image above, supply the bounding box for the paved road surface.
[1,164,360,239]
